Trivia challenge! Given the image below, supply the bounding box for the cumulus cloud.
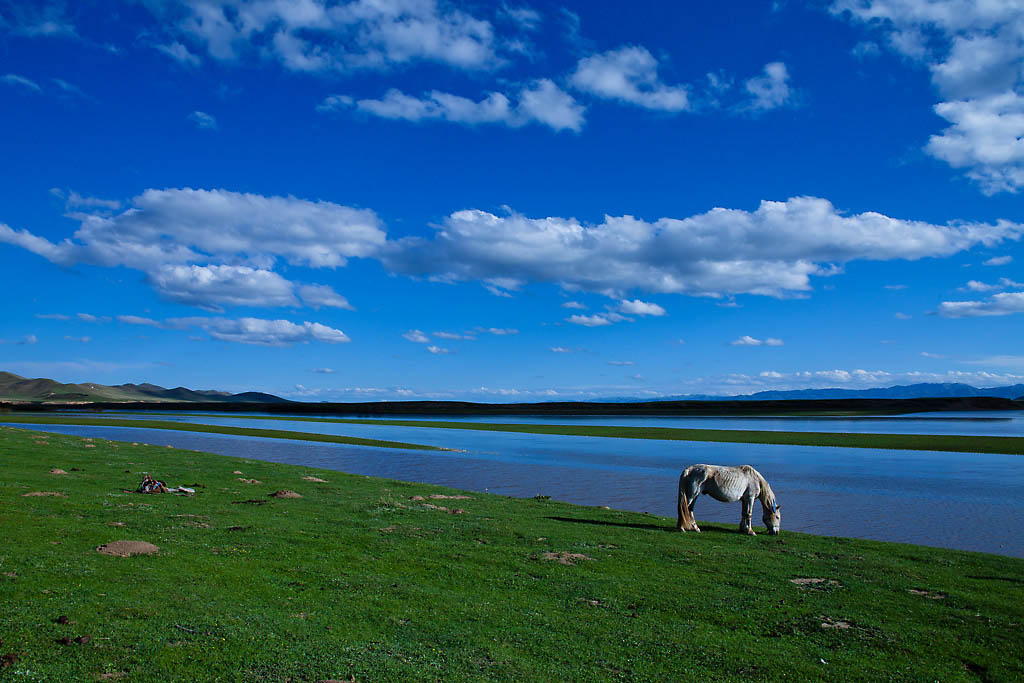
[0,188,384,311]
[433,331,474,340]
[149,0,502,72]
[381,196,1022,300]
[149,264,298,310]
[834,0,1024,193]
[187,110,218,130]
[743,61,792,110]
[297,283,354,310]
[569,46,689,111]
[962,277,1023,292]
[561,300,586,309]
[731,335,783,346]
[616,299,666,316]
[567,314,613,327]
[333,79,584,132]
[402,329,430,343]
[426,345,450,354]
[167,316,350,346]
[937,291,1024,317]
[984,255,1013,266]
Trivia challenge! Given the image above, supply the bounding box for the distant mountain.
[594,382,1024,403]
[0,371,290,404]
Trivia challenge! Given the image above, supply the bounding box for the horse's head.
[762,501,781,535]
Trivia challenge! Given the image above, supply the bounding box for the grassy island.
[2,426,1022,681]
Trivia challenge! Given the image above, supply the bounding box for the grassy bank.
[87,412,1024,456]
[0,415,439,451]
[1,426,1023,681]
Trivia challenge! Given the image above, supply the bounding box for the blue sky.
[1,0,1022,400]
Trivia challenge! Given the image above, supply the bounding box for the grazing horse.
[677,464,780,535]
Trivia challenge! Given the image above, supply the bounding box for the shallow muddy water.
[8,419,1024,559]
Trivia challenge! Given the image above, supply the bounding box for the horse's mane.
[754,469,776,508]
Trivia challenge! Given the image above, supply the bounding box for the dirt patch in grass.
[302,476,328,482]
[821,616,853,629]
[421,503,466,514]
[22,491,66,497]
[270,490,302,499]
[908,589,946,600]
[236,478,262,484]
[541,552,595,566]
[96,541,159,557]
[49,468,68,475]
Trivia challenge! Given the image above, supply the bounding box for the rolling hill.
[0,371,289,404]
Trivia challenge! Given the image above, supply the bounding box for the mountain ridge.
[0,371,289,404]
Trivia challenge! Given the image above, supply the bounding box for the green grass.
[0,415,440,451]
[74,412,1024,456]
[2,426,1023,681]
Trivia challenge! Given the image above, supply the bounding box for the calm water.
[99,409,1024,437]
[7,418,1024,559]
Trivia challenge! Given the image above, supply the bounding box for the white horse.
[677,464,780,535]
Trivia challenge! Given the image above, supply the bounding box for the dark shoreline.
[3,395,1022,416]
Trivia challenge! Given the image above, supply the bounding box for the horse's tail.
[677,471,697,532]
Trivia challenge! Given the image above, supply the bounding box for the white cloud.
[167,316,350,346]
[149,264,298,310]
[834,0,1024,193]
[1,73,42,92]
[402,329,430,343]
[984,255,1013,266]
[77,313,111,323]
[188,110,219,130]
[608,360,635,366]
[884,283,907,289]
[151,0,502,72]
[382,196,1022,300]
[617,299,666,316]
[426,345,450,354]
[561,300,586,309]
[743,61,792,110]
[894,312,912,319]
[23,334,37,345]
[731,335,783,346]
[64,336,92,343]
[567,314,612,327]
[570,46,689,111]
[156,41,201,66]
[481,327,518,335]
[549,346,576,353]
[312,367,335,373]
[963,277,1023,292]
[921,351,946,358]
[937,291,1024,317]
[433,331,474,340]
[340,79,584,132]
[117,315,161,327]
[35,313,70,320]
[0,188,385,312]
[297,283,354,310]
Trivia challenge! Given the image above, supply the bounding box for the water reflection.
[8,422,1023,559]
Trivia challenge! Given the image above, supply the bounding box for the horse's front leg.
[740,496,756,535]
